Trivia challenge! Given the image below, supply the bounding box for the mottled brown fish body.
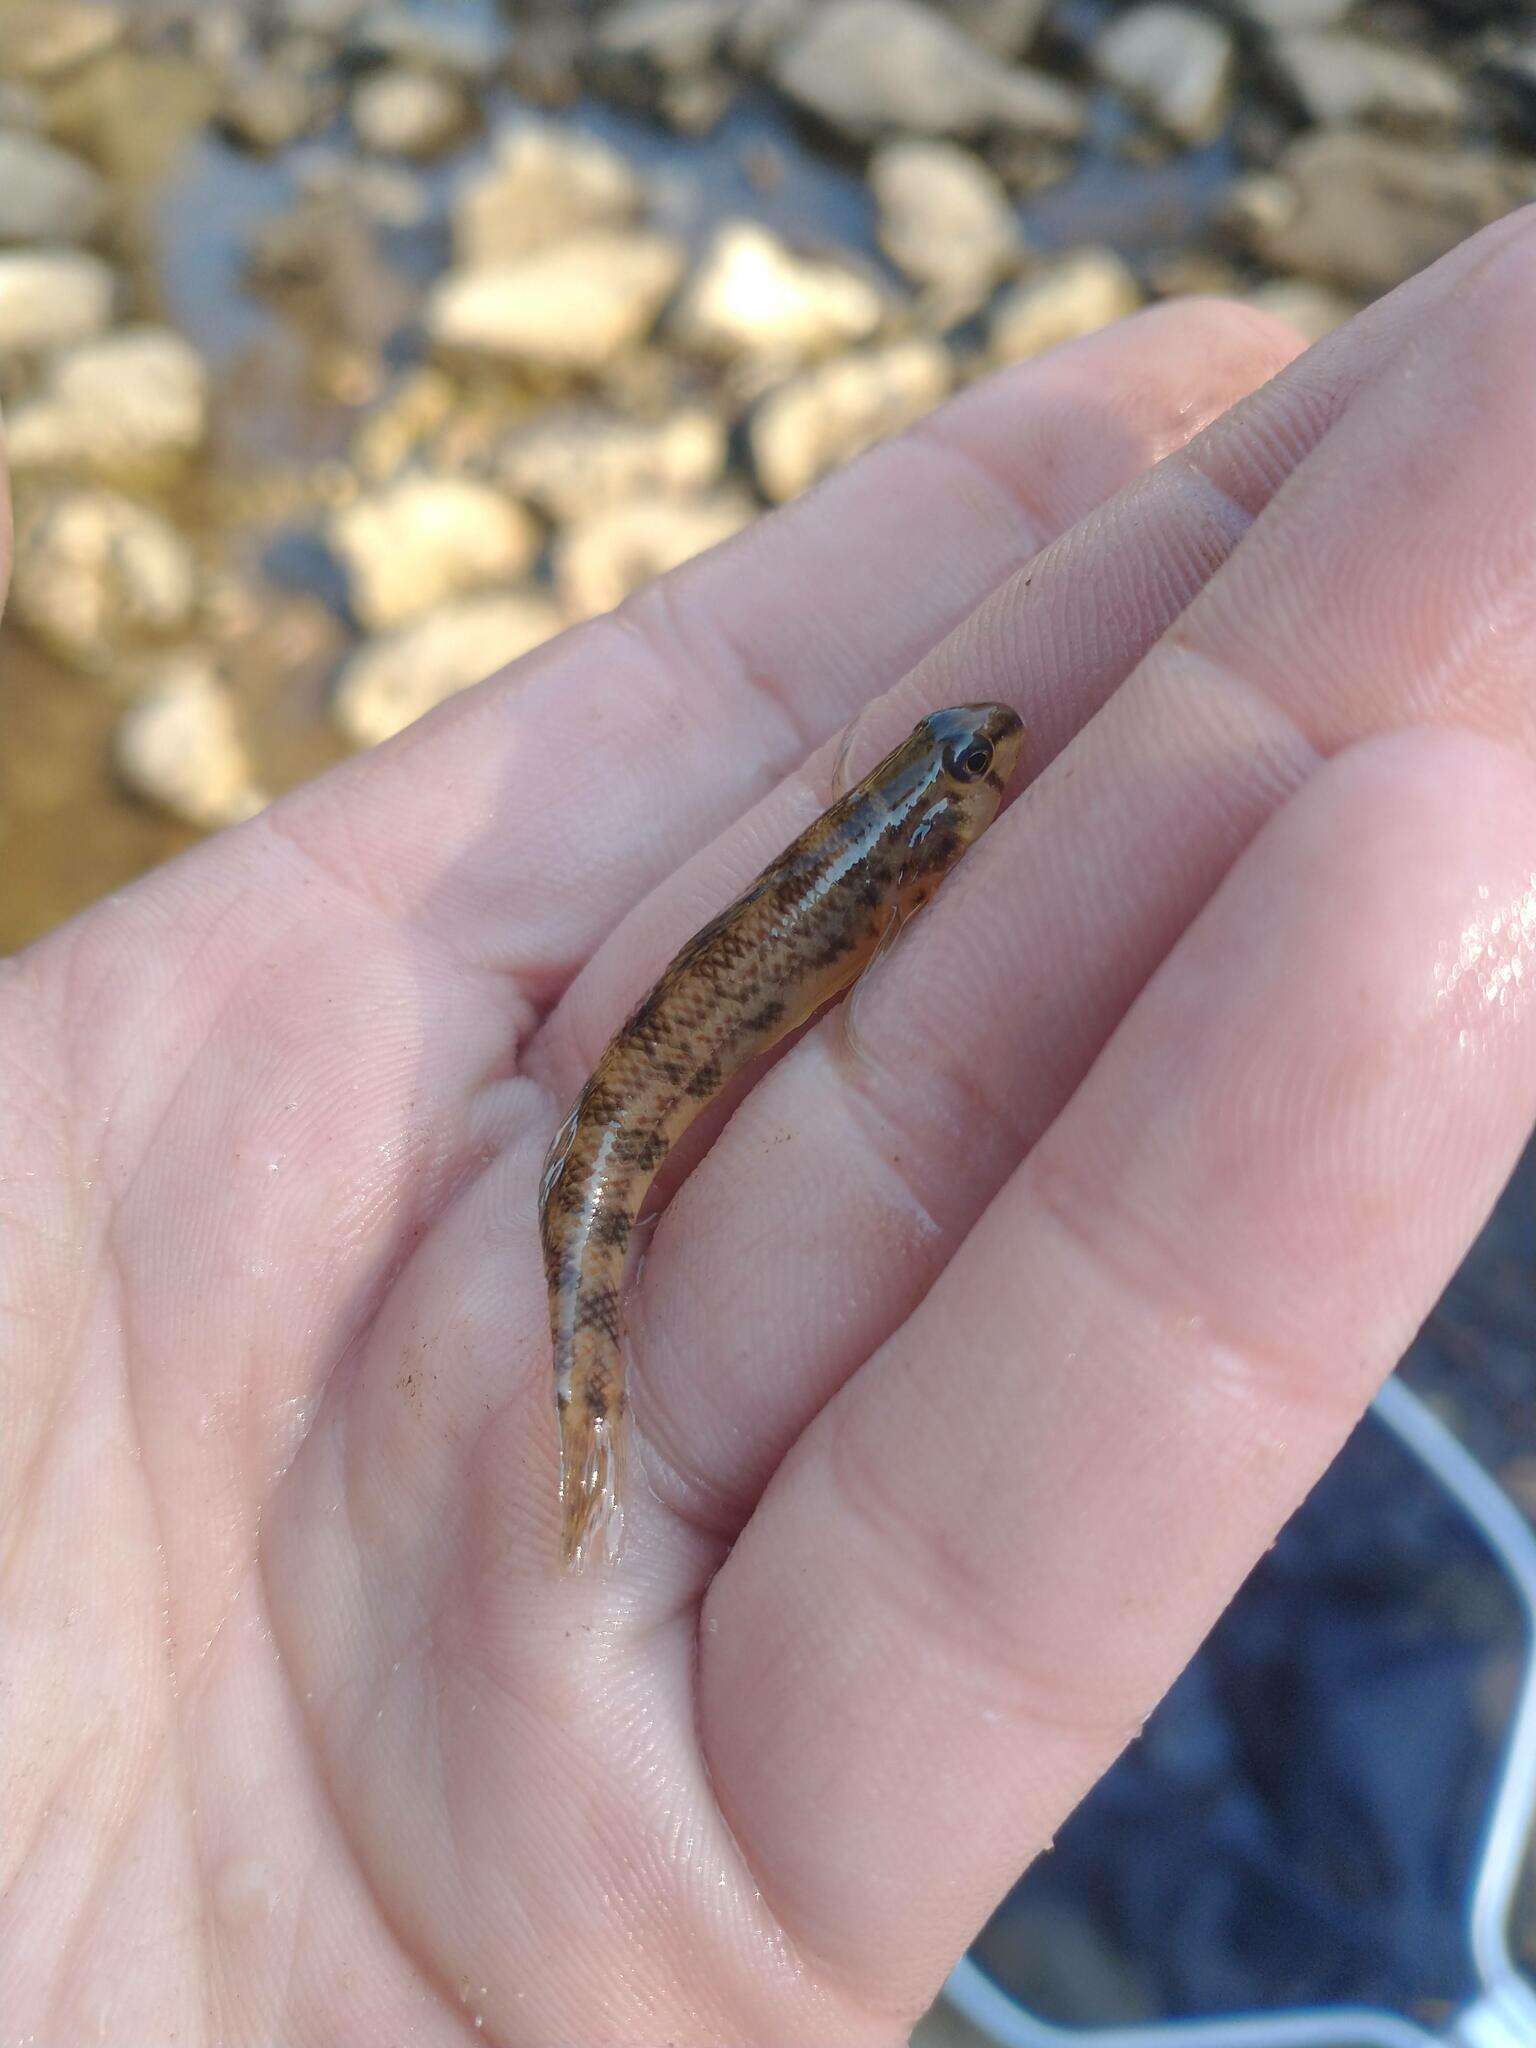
[539,703,1025,1569]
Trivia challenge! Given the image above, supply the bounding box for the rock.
[112,658,266,830]
[451,122,640,267]
[670,221,886,365]
[11,484,196,668]
[988,248,1141,363]
[937,0,1051,59]
[217,59,332,154]
[770,0,1083,143]
[0,80,47,129]
[750,338,953,502]
[1231,132,1535,295]
[0,3,125,83]
[345,3,508,81]
[1270,31,1470,139]
[5,326,210,484]
[427,231,686,372]
[326,475,541,631]
[588,0,739,131]
[553,488,757,618]
[333,592,565,746]
[0,132,107,244]
[496,404,728,520]
[1244,277,1358,343]
[1232,0,1349,25]
[730,0,811,66]
[350,64,472,157]
[870,138,1023,318]
[1095,4,1234,143]
[0,248,116,353]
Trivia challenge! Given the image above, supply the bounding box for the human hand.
[8,214,1536,2048]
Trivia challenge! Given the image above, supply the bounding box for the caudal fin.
[560,1402,626,1571]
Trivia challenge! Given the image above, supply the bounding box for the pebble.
[5,326,210,485]
[1270,31,1470,140]
[0,3,125,84]
[351,65,473,158]
[1095,3,1235,144]
[553,488,756,618]
[496,404,728,521]
[345,4,508,83]
[333,593,565,747]
[326,475,541,632]
[770,0,1083,143]
[216,59,332,154]
[11,484,196,670]
[451,122,640,267]
[988,248,1141,364]
[945,0,1051,59]
[427,230,687,372]
[870,138,1024,318]
[750,338,953,501]
[112,657,267,830]
[588,0,739,128]
[1232,132,1536,295]
[0,248,116,354]
[0,131,107,245]
[669,221,886,365]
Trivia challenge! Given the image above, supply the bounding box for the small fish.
[539,703,1026,1569]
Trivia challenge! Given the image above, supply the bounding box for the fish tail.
[559,1391,627,1571]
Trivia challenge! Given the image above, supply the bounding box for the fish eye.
[946,735,994,782]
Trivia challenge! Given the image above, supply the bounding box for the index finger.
[268,302,1300,1007]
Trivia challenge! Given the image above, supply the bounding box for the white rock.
[771,0,1083,142]
[496,404,727,521]
[0,246,115,353]
[871,138,1023,317]
[327,475,540,631]
[1244,277,1357,343]
[553,489,756,618]
[1096,3,1235,143]
[750,339,953,502]
[0,131,106,244]
[6,326,209,483]
[451,122,640,267]
[1232,133,1534,294]
[351,64,471,158]
[989,248,1141,363]
[670,221,886,365]
[427,230,686,371]
[334,592,565,746]
[1271,31,1469,138]
[112,658,266,830]
[11,484,196,668]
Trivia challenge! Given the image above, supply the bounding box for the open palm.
[11,215,1536,2048]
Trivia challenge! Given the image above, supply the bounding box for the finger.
[266,300,1300,1003]
[537,208,1536,1528]
[702,728,1536,2018]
